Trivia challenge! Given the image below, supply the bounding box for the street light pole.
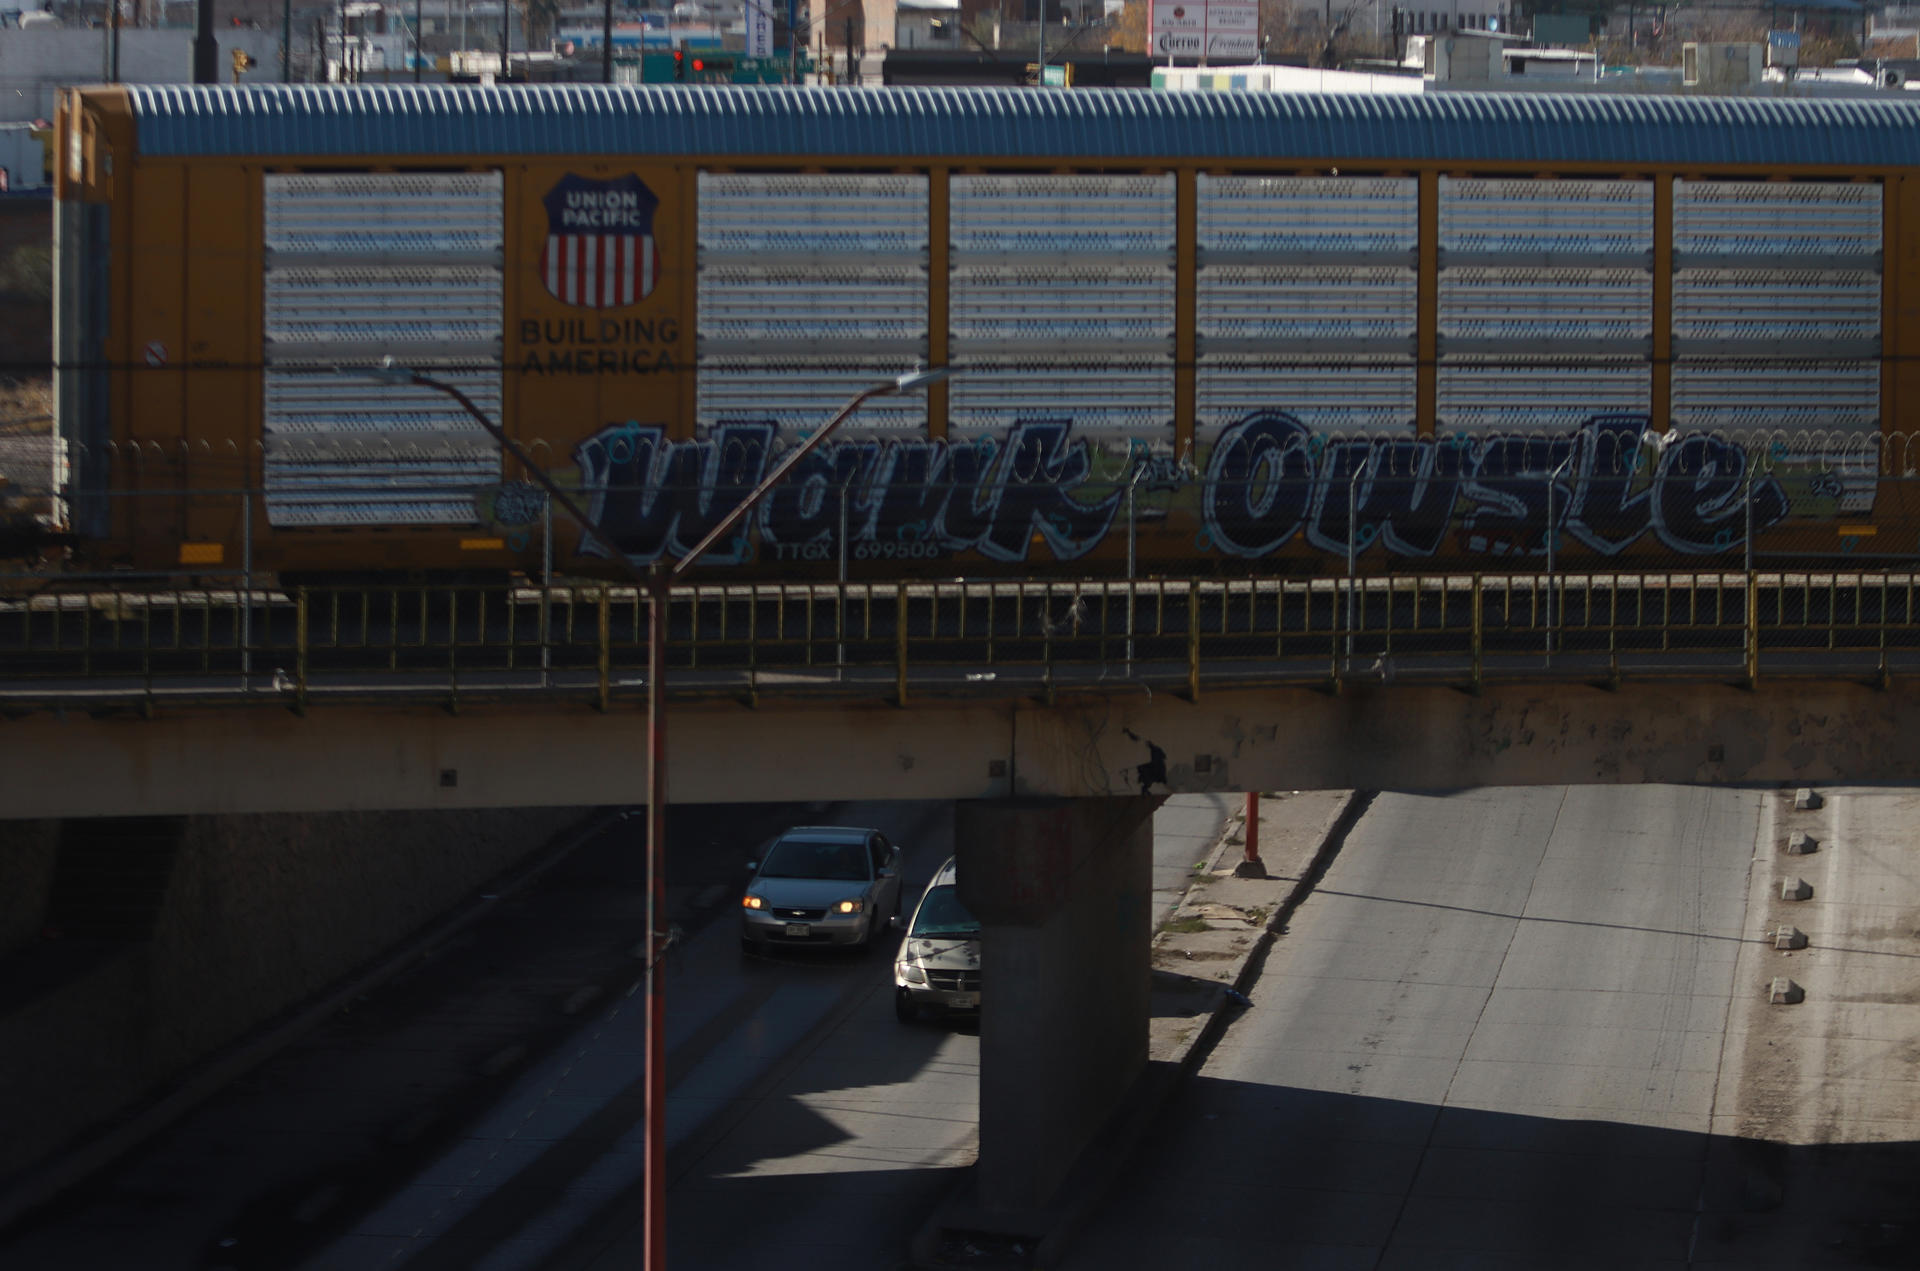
[1344,453,1366,665]
[1544,445,1578,659]
[359,359,947,1271]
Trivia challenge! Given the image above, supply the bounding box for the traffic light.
[230,48,253,82]
[673,49,685,80]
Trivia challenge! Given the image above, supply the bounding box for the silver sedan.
[740,825,905,952]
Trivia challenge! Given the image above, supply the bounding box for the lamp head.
[359,356,417,386]
[892,366,951,393]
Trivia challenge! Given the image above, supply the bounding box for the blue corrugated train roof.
[118,84,1920,166]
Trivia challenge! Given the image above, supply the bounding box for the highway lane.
[1064,785,1774,1268]
[0,792,1232,1271]
[297,799,960,1271]
[301,794,1231,1271]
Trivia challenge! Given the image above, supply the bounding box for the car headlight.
[903,964,927,984]
[741,895,765,910]
[834,898,866,914]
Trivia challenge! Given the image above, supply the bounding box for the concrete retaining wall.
[0,820,57,958]
[0,804,590,1186]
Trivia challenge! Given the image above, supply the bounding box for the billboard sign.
[1205,0,1258,60]
[1150,0,1205,59]
[1150,0,1257,63]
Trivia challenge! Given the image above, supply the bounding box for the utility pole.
[282,0,292,81]
[194,0,217,82]
[602,0,612,81]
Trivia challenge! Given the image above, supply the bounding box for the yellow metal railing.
[1,572,1916,707]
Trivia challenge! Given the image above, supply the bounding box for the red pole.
[1244,791,1259,863]
[644,568,668,1270]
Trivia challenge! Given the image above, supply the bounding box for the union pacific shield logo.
[540,173,659,309]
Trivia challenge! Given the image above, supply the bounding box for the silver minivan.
[891,857,981,1022]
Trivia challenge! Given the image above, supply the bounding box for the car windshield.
[758,836,871,882]
[911,885,980,938]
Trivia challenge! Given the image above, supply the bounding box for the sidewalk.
[912,788,1370,1269]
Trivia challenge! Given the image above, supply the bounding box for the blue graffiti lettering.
[1202,412,1317,558]
[573,418,1117,565]
[567,412,1797,567]
[1200,412,1791,560]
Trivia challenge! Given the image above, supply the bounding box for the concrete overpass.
[2,674,1917,819]
[5,570,1919,1224]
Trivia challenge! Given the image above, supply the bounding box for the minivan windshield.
[911,885,980,938]
[758,836,871,882]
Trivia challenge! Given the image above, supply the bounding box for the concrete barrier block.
[1794,788,1822,811]
[1787,831,1818,855]
[1781,878,1813,902]
[1768,977,1805,1005]
[1774,927,1808,951]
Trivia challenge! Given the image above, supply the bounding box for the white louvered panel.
[1195,177,1416,434]
[1436,180,1651,427]
[951,174,1174,252]
[698,267,926,344]
[950,175,1175,434]
[1670,182,1880,458]
[265,268,502,356]
[262,172,504,527]
[698,173,927,254]
[1440,269,1651,342]
[263,366,503,439]
[1438,358,1650,432]
[952,266,1171,344]
[696,174,929,431]
[946,357,1172,436]
[1200,267,1415,341]
[1673,270,1882,343]
[1671,359,1879,432]
[1674,180,1881,257]
[261,367,500,527]
[262,459,500,528]
[1439,178,1653,254]
[1197,175,1417,253]
[264,172,504,257]
[1198,356,1416,435]
[697,359,929,433]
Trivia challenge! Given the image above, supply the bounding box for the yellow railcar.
[52,84,1920,580]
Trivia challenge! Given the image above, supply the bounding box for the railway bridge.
[5,569,1920,1225]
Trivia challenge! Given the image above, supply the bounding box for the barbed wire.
[26,424,1906,476]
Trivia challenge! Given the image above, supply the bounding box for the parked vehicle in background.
[893,857,981,1022]
[740,826,904,952]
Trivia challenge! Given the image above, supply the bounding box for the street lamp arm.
[397,367,647,587]
[670,382,891,579]
[670,366,948,579]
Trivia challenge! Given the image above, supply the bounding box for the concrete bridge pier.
[954,795,1160,1215]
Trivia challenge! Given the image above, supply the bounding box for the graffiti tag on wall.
[564,412,1798,566]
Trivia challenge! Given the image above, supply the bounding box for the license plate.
[948,992,979,1009]
[783,922,811,938]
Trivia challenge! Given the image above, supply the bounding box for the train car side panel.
[178,161,254,567]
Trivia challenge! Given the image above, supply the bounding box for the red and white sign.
[539,173,660,310]
[1150,0,1258,63]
